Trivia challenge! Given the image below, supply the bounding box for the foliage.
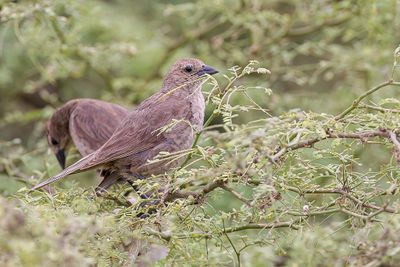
[0,0,400,266]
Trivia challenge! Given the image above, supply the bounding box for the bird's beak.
[197,65,218,76]
[55,149,66,169]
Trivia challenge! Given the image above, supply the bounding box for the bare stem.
[220,184,252,207]
[285,186,397,213]
[358,103,400,114]
[270,129,390,163]
[163,179,226,203]
[335,81,400,120]
[144,220,300,241]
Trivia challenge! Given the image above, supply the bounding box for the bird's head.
[45,119,70,169]
[162,58,218,93]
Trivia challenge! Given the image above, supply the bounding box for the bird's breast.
[163,92,205,151]
[188,91,205,129]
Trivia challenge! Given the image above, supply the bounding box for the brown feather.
[69,99,129,155]
[32,58,217,191]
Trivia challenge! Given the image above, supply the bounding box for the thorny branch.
[335,80,400,120]
[161,176,251,207]
[285,185,397,214]
[144,220,300,242]
[163,179,226,203]
[358,103,400,114]
[268,129,393,163]
[389,131,400,151]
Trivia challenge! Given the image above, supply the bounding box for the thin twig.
[335,81,400,120]
[223,221,300,232]
[358,103,400,114]
[144,220,300,241]
[270,129,390,163]
[163,179,226,203]
[366,206,387,220]
[287,208,341,217]
[220,184,252,207]
[285,186,397,213]
[223,220,241,267]
[340,207,369,220]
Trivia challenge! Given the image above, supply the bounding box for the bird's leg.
[134,173,145,180]
[122,173,148,197]
[136,197,160,219]
[126,179,151,200]
[95,170,124,196]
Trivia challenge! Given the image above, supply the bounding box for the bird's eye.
[51,138,59,145]
[184,65,193,73]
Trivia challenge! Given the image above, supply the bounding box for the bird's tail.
[30,153,98,191]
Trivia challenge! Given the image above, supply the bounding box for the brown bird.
[46,99,129,169]
[32,58,218,192]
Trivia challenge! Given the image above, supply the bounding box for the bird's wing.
[70,100,129,154]
[31,95,188,191]
[85,93,191,165]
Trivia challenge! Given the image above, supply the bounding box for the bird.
[45,99,130,192]
[32,58,218,192]
[46,99,129,169]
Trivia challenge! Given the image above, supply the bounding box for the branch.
[285,186,397,214]
[223,221,300,233]
[289,207,381,221]
[343,192,396,214]
[358,103,400,114]
[335,81,400,120]
[222,220,241,267]
[366,206,387,220]
[144,220,300,241]
[220,183,252,207]
[288,208,341,217]
[163,179,226,203]
[291,129,389,150]
[340,207,370,220]
[270,129,390,162]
